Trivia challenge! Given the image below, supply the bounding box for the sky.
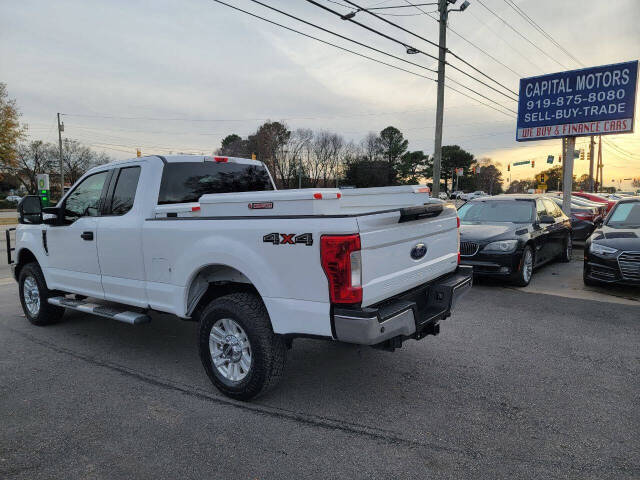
[1,0,639,190]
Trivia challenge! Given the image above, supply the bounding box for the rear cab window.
[110,166,141,215]
[158,161,274,205]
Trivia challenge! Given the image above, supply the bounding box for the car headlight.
[483,240,518,253]
[589,242,617,255]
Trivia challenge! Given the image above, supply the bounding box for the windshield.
[606,202,640,228]
[458,200,533,224]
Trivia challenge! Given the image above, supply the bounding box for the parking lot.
[1,224,638,479]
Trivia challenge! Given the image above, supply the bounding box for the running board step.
[48,297,151,325]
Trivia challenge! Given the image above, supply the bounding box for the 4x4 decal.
[263,233,313,246]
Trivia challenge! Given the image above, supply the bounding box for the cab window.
[64,171,110,220]
[110,167,141,215]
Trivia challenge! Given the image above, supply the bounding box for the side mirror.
[42,205,64,226]
[18,195,43,225]
[539,214,555,224]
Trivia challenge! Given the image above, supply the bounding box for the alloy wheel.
[209,318,252,382]
[23,276,40,317]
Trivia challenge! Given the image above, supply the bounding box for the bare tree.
[278,128,313,188]
[360,132,381,162]
[14,140,57,193]
[308,131,344,187]
[62,138,110,185]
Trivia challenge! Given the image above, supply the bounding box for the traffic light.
[531,160,535,168]
[507,164,510,172]
[587,151,591,162]
[580,149,585,161]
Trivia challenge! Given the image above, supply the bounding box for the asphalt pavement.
[1,268,639,479]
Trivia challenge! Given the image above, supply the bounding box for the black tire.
[197,292,286,401]
[18,262,65,326]
[512,246,534,287]
[559,234,572,263]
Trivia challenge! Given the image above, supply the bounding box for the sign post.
[517,60,638,214]
[36,173,50,207]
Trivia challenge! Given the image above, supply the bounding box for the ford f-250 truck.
[9,155,472,400]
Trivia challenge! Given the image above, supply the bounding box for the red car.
[572,192,617,213]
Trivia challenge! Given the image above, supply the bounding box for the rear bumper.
[332,266,472,346]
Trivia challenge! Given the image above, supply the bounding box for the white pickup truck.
[9,155,472,400]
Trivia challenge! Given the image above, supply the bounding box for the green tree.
[378,126,408,185]
[0,83,27,173]
[247,121,291,187]
[218,133,249,157]
[473,158,504,194]
[344,160,394,188]
[426,145,474,192]
[397,150,428,185]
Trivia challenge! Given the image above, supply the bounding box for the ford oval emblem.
[411,243,427,260]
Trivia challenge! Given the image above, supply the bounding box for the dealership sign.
[516,60,638,141]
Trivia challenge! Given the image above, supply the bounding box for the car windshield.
[606,202,640,228]
[458,200,533,223]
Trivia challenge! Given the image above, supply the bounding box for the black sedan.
[458,195,572,286]
[584,197,640,286]
[549,196,601,240]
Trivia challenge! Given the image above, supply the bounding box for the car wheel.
[18,262,65,326]
[560,234,572,263]
[513,246,534,287]
[197,292,286,401]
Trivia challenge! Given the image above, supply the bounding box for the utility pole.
[431,0,448,198]
[597,135,603,192]
[588,135,595,192]
[57,113,64,195]
[561,136,575,216]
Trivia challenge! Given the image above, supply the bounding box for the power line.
[210,0,515,116]
[249,0,516,109]
[342,0,520,93]
[398,0,523,78]
[61,105,513,124]
[474,0,568,69]
[466,9,545,74]
[501,0,584,68]
[326,0,519,100]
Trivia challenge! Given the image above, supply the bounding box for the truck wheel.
[512,246,534,287]
[18,262,65,326]
[197,292,286,401]
[559,234,572,263]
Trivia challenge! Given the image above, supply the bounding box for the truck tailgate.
[357,204,459,307]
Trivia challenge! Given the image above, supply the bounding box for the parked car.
[584,197,640,286]
[549,197,599,240]
[5,195,22,203]
[9,154,472,400]
[573,192,617,213]
[460,191,486,201]
[458,194,572,286]
[449,190,463,199]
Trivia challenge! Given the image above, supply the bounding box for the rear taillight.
[320,234,362,305]
[573,212,592,221]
